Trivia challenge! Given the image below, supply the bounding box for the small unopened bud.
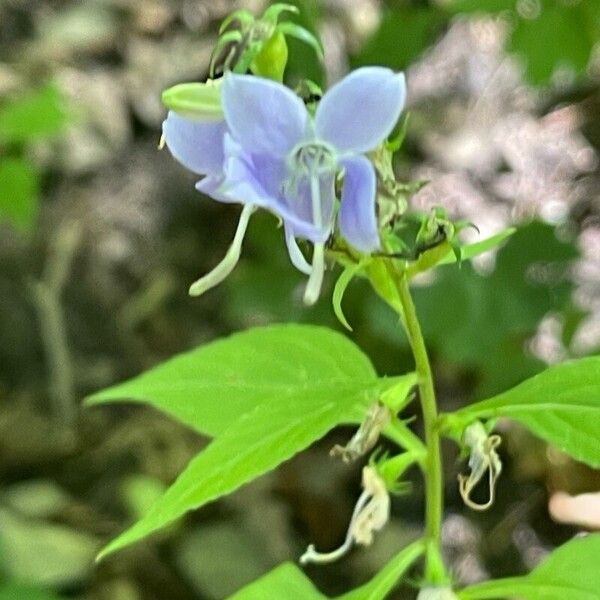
[458,421,502,511]
[161,80,223,121]
[330,402,391,463]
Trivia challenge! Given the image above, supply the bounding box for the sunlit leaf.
[447,356,600,468]
[96,363,412,558]
[88,324,380,437]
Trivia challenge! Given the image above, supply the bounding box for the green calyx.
[211,3,322,80]
[251,30,289,81]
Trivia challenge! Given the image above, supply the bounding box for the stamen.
[189,203,255,296]
[303,242,324,305]
[303,166,326,305]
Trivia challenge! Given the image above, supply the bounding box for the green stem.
[395,274,447,584]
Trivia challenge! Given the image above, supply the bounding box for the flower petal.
[162,111,226,175]
[338,156,379,252]
[221,73,307,158]
[315,67,406,154]
[195,175,237,203]
[221,135,326,241]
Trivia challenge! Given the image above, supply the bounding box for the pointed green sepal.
[262,3,299,24]
[332,260,366,331]
[219,9,255,34]
[277,21,324,58]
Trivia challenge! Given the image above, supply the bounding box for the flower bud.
[161,80,223,121]
[251,30,289,82]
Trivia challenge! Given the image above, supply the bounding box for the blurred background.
[1,0,599,598]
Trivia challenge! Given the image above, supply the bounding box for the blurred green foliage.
[410,222,579,395]
[0,158,39,234]
[0,84,68,144]
[352,5,447,71]
[352,0,600,86]
[0,83,68,234]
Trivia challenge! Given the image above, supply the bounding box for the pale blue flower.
[163,67,406,303]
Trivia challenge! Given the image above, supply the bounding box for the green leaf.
[0,158,40,234]
[91,325,412,558]
[447,356,600,468]
[228,563,325,600]
[458,534,600,599]
[0,84,68,143]
[88,324,379,437]
[438,228,516,266]
[338,539,425,600]
[227,540,425,599]
[98,368,409,558]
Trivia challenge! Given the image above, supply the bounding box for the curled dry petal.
[299,466,390,565]
[330,402,391,463]
[458,421,503,511]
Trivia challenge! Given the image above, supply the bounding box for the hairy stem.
[395,275,447,584]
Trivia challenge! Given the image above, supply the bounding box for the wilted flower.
[458,421,502,511]
[300,465,390,565]
[330,401,391,462]
[162,67,406,303]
